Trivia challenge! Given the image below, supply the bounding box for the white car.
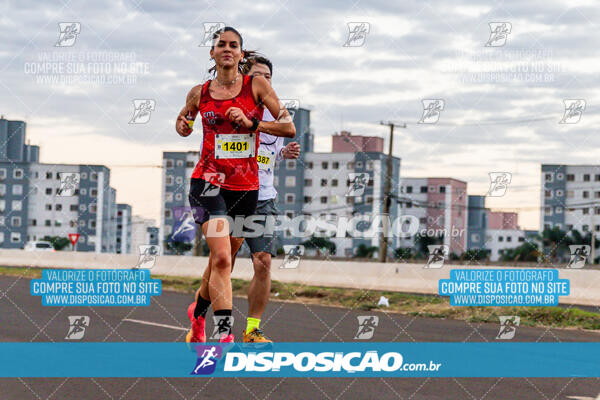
[24,241,55,252]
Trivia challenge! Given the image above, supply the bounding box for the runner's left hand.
[282,142,300,159]
[225,107,252,129]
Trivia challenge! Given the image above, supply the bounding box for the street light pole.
[378,121,406,263]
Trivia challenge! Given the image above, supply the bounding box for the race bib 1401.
[214,133,255,159]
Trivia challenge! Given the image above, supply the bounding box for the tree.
[414,233,444,258]
[164,234,193,255]
[301,236,336,257]
[354,243,378,258]
[41,236,71,251]
[541,226,569,262]
[393,247,414,260]
[500,242,540,262]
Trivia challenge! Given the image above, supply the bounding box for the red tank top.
[192,74,264,191]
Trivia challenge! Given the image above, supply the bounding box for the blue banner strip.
[0,343,599,377]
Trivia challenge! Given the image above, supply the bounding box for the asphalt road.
[1,275,599,400]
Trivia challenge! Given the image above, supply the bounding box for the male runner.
[241,56,300,343]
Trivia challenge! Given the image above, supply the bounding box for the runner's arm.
[252,76,296,138]
[176,85,202,137]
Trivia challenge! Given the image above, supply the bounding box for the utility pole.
[378,121,407,263]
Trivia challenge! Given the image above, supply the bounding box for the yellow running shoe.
[243,328,273,344]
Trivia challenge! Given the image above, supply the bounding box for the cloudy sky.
[2,0,599,229]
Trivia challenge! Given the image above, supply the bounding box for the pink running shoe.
[219,333,235,343]
[185,302,206,344]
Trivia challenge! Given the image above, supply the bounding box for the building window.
[176,160,183,167]
[286,194,295,204]
[332,162,339,169]
[320,196,327,204]
[12,200,22,211]
[46,172,52,179]
[556,173,564,180]
[583,225,589,231]
[166,159,174,168]
[366,196,373,204]
[165,192,173,202]
[304,196,312,203]
[544,207,552,215]
[584,174,590,182]
[45,219,51,226]
[347,162,354,169]
[507,236,512,242]
[356,161,363,168]
[368,161,374,169]
[583,191,589,198]
[556,189,563,197]
[186,161,194,168]
[332,179,338,187]
[321,179,327,187]
[45,187,52,195]
[176,176,183,184]
[555,206,563,213]
[285,176,296,187]
[11,216,21,227]
[544,173,553,182]
[304,179,312,186]
[595,207,600,215]
[498,236,504,242]
[583,208,589,215]
[0,169,6,179]
[596,175,600,182]
[175,193,182,201]
[11,232,21,243]
[55,204,62,211]
[70,204,77,211]
[81,172,87,179]
[164,210,172,219]
[439,186,446,193]
[79,220,85,227]
[286,160,296,169]
[420,186,427,193]
[471,233,480,242]
[595,191,600,199]
[566,174,574,181]
[90,189,98,197]
[13,169,23,179]
[91,172,98,181]
[30,219,37,226]
[322,162,328,169]
[566,190,574,198]
[90,204,97,213]
[544,190,552,198]
[306,162,313,169]
[54,220,62,227]
[12,185,23,195]
[166,176,173,186]
[406,186,413,194]
[45,204,52,211]
[80,188,87,196]
[89,220,96,228]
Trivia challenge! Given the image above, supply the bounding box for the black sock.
[194,296,211,319]
[214,309,233,336]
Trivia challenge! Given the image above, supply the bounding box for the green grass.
[2,266,599,331]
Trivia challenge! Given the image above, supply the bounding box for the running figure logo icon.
[418,99,445,124]
[485,22,512,47]
[487,172,512,197]
[57,172,80,196]
[346,173,370,197]
[343,22,370,47]
[279,99,300,122]
[191,345,223,375]
[209,316,234,340]
[199,23,226,47]
[129,99,156,124]
[354,316,379,340]
[496,316,520,340]
[567,245,590,269]
[55,23,81,47]
[170,207,197,243]
[424,245,449,269]
[135,245,161,269]
[65,316,89,340]
[559,99,586,124]
[201,172,225,197]
[281,245,304,269]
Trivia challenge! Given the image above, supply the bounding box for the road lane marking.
[122,318,188,331]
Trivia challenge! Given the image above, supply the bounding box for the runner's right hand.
[176,115,192,137]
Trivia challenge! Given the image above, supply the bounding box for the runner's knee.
[212,250,232,271]
[253,252,271,279]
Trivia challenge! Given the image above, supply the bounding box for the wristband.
[250,117,260,132]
